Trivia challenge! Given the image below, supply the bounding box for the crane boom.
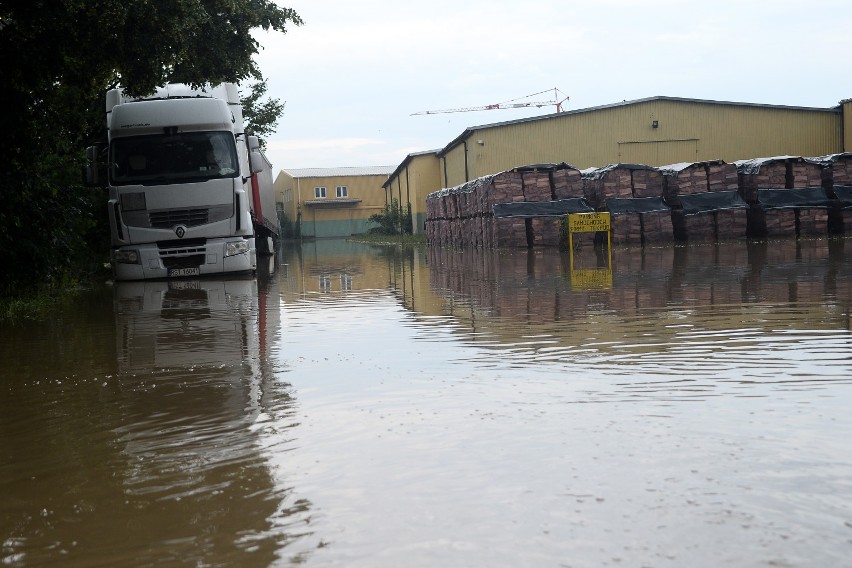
[412,88,568,116]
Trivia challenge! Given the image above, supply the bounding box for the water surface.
[2,238,851,567]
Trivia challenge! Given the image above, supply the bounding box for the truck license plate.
[168,267,200,278]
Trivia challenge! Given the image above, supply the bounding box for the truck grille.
[157,239,207,265]
[149,208,209,228]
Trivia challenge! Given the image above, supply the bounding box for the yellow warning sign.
[568,212,611,233]
[567,212,612,281]
[570,269,613,289]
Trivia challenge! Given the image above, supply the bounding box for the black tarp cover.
[582,163,658,180]
[833,185,852,206]
[734,156,826,175]
[606,196,670,215]
[657,160,726,177]
[806,152,852,165]
[757,187,833,209]
[492,198,593,218]
[427,173,496,200]
[679,191,747,215]
[511,162,579,173]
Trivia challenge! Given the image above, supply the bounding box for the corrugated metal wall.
[442,146,468,189]
[438,99,842,188]
[406,154,441,234]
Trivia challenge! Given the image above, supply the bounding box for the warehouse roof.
[282,166,395,178]
[439,95,842,156]
[382,149,441,188]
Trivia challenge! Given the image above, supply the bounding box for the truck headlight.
[113,249,140,264]
[225,240,249,257]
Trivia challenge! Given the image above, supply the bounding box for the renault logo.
[175,225,187,238]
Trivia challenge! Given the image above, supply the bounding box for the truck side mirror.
[249,151,265,175]
[247,136,260,152]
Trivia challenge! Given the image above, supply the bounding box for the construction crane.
[411,88,568,116]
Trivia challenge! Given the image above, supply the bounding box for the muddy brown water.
[2,238,851,567]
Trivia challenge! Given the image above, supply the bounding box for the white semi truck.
[87,83,279,280]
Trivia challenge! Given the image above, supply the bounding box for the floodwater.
[2,238,852,567]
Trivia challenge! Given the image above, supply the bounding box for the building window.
[319,274,331,292]
[341,273,352,291]
[336,186,348,198]
[314,187,327,199]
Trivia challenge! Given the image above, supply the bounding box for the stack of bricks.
[552,167,584,199]
[827,153,852,233]
[489,171,527,248]
[737,156,830,238]
[584,166,634,208]
[707,161,740,192]
[829,153,852,185]
[737,158,787,203]
[709,161,748,242]
[798,208,829,236]
[585,165,670,246]
[631,167,665,198]
[609,215,642,245]
[790,159,824,187]
[629,166,670,245]
[521,169,559,247]
[426,164,672,249]
[737,157,796,238]
[550,166,587,248]
[792,158,829,237]
[663,161,746,243]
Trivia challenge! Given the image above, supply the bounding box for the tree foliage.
[0,0,301,293]
[241,80,286,147]
[368,200,413,236]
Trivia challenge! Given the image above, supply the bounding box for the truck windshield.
[110,131,239,185]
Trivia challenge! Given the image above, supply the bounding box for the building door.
[618,139,699,166]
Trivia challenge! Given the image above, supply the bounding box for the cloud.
[254,0,852,170]
[269,138,384,152]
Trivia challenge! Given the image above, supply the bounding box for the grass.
[348,233,428,246]
[0,287,74,322]
[0,263,111,322]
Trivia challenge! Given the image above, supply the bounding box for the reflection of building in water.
[277,240,447,320]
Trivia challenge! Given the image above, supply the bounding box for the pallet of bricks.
[583,164,671,245]
[486,171,527,248]
[736,156,828,238]
[426,174,511,248]
[425,164,589,249]
[484,164,585,248]
[660,160,745,242]
[425,193,439,245]
[825,152,852,233]
[522,164,586,247]
[522,167,559,247]
[427,189,448,246]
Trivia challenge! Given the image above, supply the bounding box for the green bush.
[368,199,412,235]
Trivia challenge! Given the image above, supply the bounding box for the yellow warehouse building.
[274,166,395,238]
[383,95,852,234]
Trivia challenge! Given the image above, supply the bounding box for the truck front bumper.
[111,238,256,281]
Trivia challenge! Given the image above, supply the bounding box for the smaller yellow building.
[274,166,395,238]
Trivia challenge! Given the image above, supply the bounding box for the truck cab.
[89,83,278,280]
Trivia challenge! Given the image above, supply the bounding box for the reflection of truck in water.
[87,83,279,280]
[114,279,265,372]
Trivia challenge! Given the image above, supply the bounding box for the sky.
[251,0,852,172]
